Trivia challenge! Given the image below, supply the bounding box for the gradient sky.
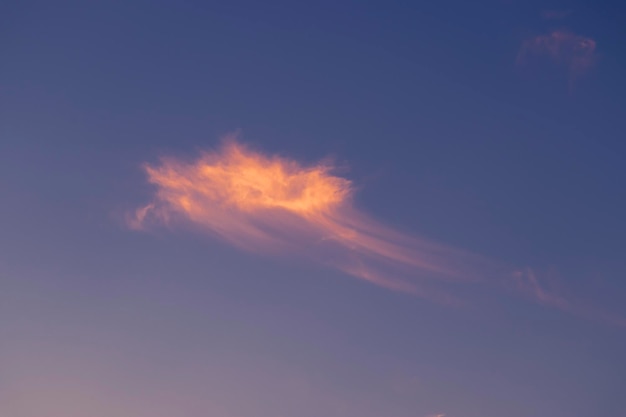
[2,1,626,416]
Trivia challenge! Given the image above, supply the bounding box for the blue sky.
[1,1,625,416]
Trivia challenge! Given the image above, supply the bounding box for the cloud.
[512,267,626,327]
[130,136,497,303]
[517,30,597,86]
[130,136,624,325]
[541,9,572,20]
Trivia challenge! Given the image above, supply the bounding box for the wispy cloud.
[517,30,597,87]
[130,136,624,325]
[512,267,626,327]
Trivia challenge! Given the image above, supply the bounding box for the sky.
[1,1,626,416]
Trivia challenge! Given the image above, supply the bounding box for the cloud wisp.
[517,30,597,88]
[130,137,624,325]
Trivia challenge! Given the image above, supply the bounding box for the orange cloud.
[517,30,597,86]
[130,137,500,302]
[130,137,625,326]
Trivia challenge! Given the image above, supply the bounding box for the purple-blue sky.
[1,1,626,416]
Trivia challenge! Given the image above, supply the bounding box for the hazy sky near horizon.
[2,1,626,416]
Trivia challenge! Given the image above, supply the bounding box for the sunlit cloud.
[517,30,597,87]
[130,136,624,325]
[130,136,496,302]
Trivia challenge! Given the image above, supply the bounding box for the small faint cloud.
[512,268,626,327]
[517,30,597,88]
[512,267,569,311]
[541,9,572,20]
